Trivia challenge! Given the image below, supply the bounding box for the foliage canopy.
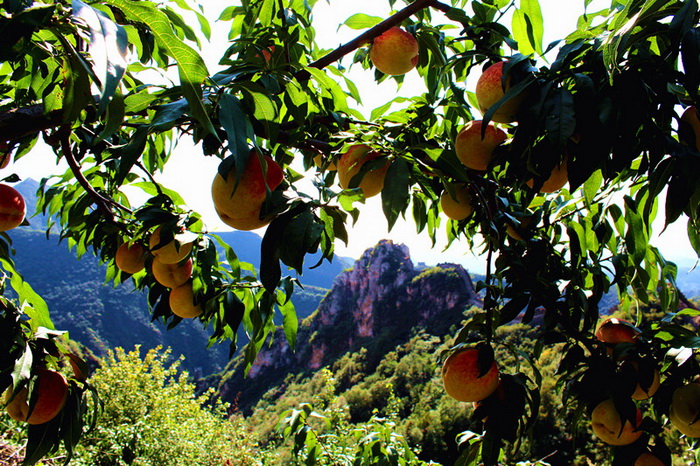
[3,0,700,463]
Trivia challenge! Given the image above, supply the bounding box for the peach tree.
[1,0,700,464]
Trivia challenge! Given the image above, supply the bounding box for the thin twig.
[59,126,117,222]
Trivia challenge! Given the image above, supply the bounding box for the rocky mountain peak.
[217,240,480,412]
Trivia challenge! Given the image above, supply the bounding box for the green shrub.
[71,346,264,466]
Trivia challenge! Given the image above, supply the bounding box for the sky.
[10,0,700,275]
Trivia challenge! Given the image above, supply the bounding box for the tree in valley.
[2,0,700,464]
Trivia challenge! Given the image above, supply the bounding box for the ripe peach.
[454,120,508,171]
[369,27,419,76]
[440,184,473,221]
[669,382,700,437]
[169,281,203,319]
[441,347,500,403]
[634,453,665,466]
[337,144,389,198]
[630,363,660,401]
[149,226,193,265]
[595,318,640,345]
[115,242,147,274]
[4,369,68,425]
[475,61,526,123]
[211,152,284,231]
[526,158,568,193]
[313,154,337,171]
[590,398,642,446]
[151,257,193,289]
[0,184,26,231]
[680,106,700,151]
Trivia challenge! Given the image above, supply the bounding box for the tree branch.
[0,105,63,143]
[59,126,117,222]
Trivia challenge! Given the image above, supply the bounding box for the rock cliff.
[215,239,480,412]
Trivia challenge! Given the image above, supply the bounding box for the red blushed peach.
[169,281,203,319]
[590,398,643,446]
[475,61,526,123]
[0,184,25,231]
[337,144,389,198]
[441,347,500,403]
[115,242,147,275]
[4,369,68,425]
[595,318,640,344]
[369,27,419,76]
[149,226,193,265]
[211,152,284,231]
[151,257,192,289]
[454,120,508,171]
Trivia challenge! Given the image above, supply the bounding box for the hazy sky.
[12,0,699,274]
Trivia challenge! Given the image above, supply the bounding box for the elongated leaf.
[340,13,383,30]
[381,159,410,231]
[219,93,253,159]
[278,293,298,349]
[8,268,53,331]
[104,0,216,136]
[72,0,128,115]
[511,0,544,56]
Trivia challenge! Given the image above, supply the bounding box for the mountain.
[6,179,349,376]
[211,239,481,413]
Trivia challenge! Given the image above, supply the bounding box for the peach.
[680,106,700,151]
[211,152,284,231]
[634,453,665,466]
[475,61,526,123]
[151,257,192,289]
[313,154,337,171]
[669,382,700,437]
[115,242,147,274]
[440,184,473,221]
[337,144,389,198]
[590,398,643,446]
[369,27,419,76]
[526,158,569,193]
[4,369,68,425]
[454,120,508,171]
[169,281,203,319]
[441,347,500,402]
[595,318,640,345]
[0,184,26,231]
[149,226,193,265]
[630,364,660,401]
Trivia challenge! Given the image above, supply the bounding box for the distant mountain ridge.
[212,239,481,413]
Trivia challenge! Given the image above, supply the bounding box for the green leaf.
[583,169,602,205]
[219,93,253,158]
[104,0,216,136]
[8,268,54,332]
[72,0,128,115]
[381,158,410,231]
[11,343,32,388]
[511,0,544,56]
[278,293,298,349]
[340,13,383,30]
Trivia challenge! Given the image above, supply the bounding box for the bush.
[71,346,264,466]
